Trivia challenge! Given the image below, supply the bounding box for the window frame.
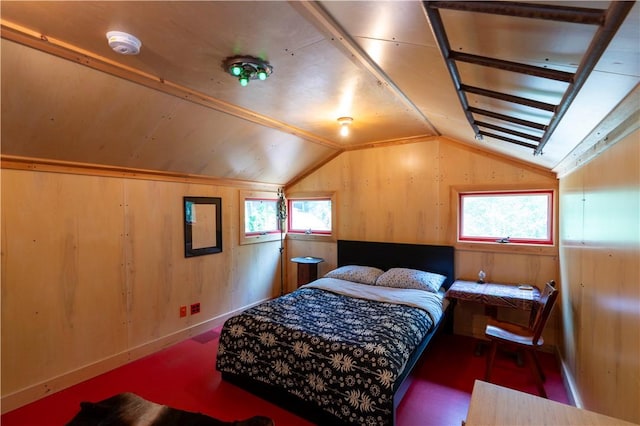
[458,189,555,246]
[286,191,337,242]
[239,190,283,245]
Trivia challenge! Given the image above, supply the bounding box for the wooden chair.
[484,280,558,398]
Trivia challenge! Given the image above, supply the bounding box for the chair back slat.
[531,280,558,345]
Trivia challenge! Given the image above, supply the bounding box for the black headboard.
[337,240,456,289]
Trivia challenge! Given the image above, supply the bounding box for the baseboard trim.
[0,299,268,414]
[556,346,583,408]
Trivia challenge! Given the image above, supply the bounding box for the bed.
[216,240,455,425]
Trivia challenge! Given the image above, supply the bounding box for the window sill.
[287,233,336,243]
[455,241,558,256]
[240,233,282,246]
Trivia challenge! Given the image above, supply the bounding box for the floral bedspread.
[216,282,442,425]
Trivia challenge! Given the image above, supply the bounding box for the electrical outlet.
[190,302,200,315]
[179,306,187,318]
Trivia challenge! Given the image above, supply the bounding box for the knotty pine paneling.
[286,137,559,340]
[1,168,280,410]
[558,129,639,424]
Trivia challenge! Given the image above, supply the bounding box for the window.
[288,196,332,236]
[459,190,554,245]
[244,198,279,236]
[239,190,283,245]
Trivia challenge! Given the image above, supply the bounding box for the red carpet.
[1,331,569,425]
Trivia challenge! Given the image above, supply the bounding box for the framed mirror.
[184,196,222,257]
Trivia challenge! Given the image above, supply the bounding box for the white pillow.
[375,268,446,292]
[324,265,384,285]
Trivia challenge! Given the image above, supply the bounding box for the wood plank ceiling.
[1,1,638,185]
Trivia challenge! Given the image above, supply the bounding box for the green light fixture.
[223,55,273,87]
[230,64,243,76]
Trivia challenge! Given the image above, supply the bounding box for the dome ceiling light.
[223,55,273,87]
[337,117,353,137]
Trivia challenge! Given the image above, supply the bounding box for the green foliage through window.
[245,198,279,235]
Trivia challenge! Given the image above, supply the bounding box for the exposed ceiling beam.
[479,131,538,150]
[469,107,547,131]
[474,121,541,143]
[425,1,606,25]
[461,84,556,112]
[451,51,574,83]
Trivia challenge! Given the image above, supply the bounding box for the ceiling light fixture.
[337,117,353,137]
[106,31,142,55]
[223,55,273,87]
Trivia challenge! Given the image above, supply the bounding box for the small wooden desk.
[466,380,638,425]
[446,280,541,357]
[446,280,540,313]
[291,256,324,287]
[447,280,541,324]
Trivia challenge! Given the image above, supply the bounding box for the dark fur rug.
[66,392,275,426]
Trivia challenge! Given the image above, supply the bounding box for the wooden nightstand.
[291,257,324,287]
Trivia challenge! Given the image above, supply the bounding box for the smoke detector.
[106,31,142,55]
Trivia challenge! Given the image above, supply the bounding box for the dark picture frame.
[184,196,222,257]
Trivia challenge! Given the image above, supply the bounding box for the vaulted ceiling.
[2,1,638,185]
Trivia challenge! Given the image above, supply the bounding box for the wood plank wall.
[13,133,633,415]
[0,168,282,411]
[285,137,560,343]
[558,129,640,424]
